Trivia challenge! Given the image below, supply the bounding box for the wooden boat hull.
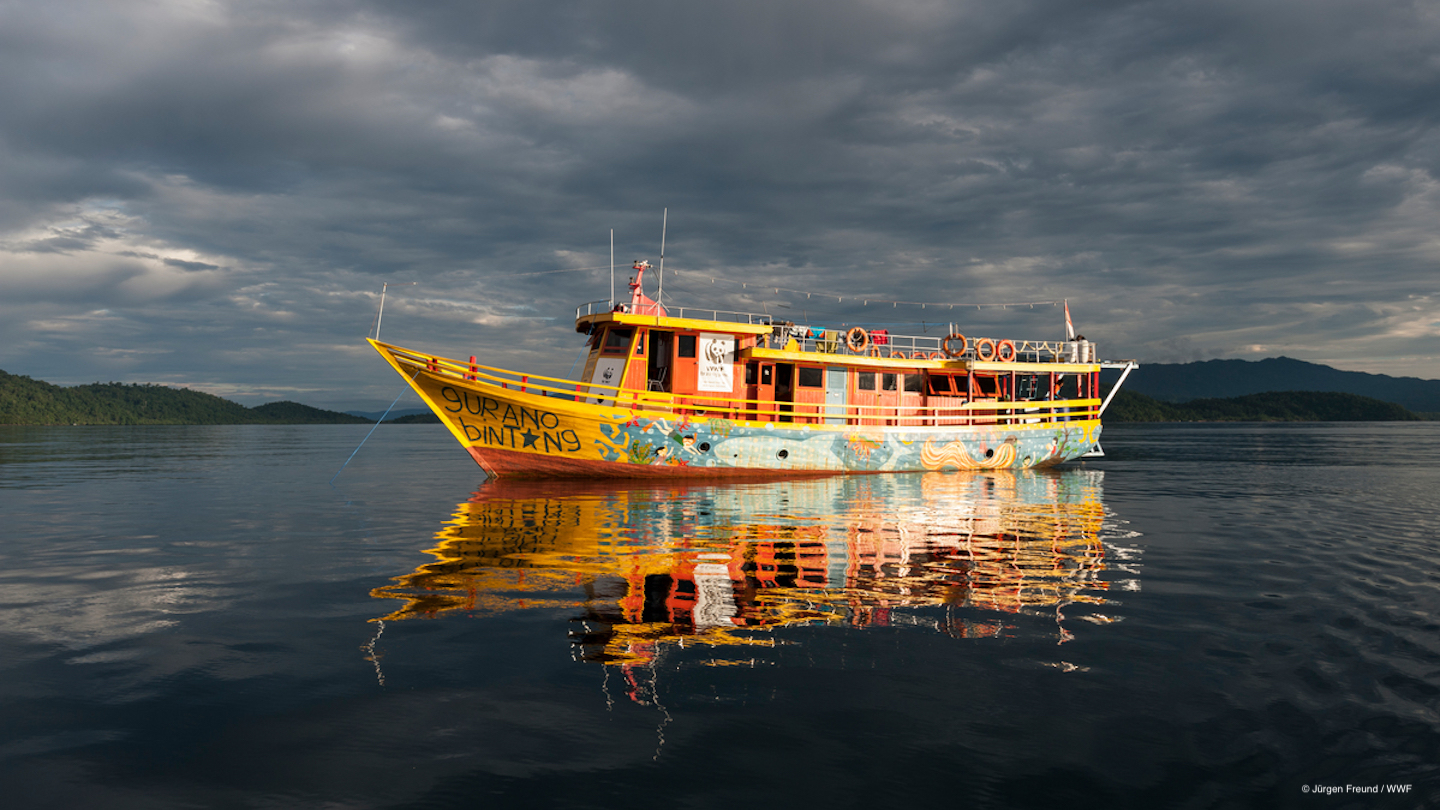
[373,340,1102,479]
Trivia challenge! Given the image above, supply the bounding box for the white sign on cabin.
[587,357,627,405]
[697,332,735,393]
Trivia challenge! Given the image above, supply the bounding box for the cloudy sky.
[3,0,1438,409]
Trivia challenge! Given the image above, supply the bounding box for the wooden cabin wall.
[899,373,924,426]
[968,398,999,425]
[928,395,968,425]
[792,365,826,423]
[579,322,1104,423]
[653,330,749,418]
[673,333,698,392]
[622,328,648,392]
[579,345,600,388]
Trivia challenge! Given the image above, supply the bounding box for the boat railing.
[575,300,1097,362]
[576,299,779,326]
[382,343,1101,429]
[759,330,1089,363]
[576,299,616,318]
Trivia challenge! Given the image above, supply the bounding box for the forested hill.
[0,369,370,425]
[1121,357,1440,412]
[1105,390,1429,422]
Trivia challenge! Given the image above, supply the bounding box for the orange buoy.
[995,340,1016,362]
[975,338,996,361]
[942,332,967,358]
[846,327,870,353]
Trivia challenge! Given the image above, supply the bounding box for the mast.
[657,208,667,305]
[375,282,388,341]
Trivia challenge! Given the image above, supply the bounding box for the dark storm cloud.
[1,0,1438,408]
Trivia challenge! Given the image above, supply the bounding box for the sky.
[2,0,1438,410]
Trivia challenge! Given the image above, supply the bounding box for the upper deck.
[576,297,1101,369]
[575,301,775,337]
[562,266,1129,430]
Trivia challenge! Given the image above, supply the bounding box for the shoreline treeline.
[6,367,1432,426]
[1,369,371,425]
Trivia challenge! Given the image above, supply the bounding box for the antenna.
[610,229,615,306]
[657,208,667,305]
[372,281,418,342]
[375,282,388,340]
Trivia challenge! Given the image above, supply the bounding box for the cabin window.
[678,334,697,358]
[927,375,952,395]
[635,331,645,355]
[1017,373,1048,401]
[761,365,773,385]
[746,363,757,385]
[904,374,923,393]
[882,373,898,392]
[603,328,634,354]
[798,367,823,388]
[1056,373,1080,400]
[857,371,876,391]
[974,375,1000,397]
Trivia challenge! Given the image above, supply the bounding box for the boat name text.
[440,386,581,453]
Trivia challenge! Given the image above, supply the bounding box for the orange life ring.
[941,332,967,358]
[846,327,870,353]
[891,351,908,360]
[867,345,882,357]
[995,340,1016,362]
[975,338,996,361]
[929,352,944,361]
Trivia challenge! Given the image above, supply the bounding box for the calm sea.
[1,423,1437,809]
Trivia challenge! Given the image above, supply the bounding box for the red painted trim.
[467,445,838,480]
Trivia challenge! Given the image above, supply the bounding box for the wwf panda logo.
[704,341,728,364]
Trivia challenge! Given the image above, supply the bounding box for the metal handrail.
[752,331,1092,362]
[573,304,1097,362]
[575,299,616,318]
[576,299,779,325]
[382,343,1102,429]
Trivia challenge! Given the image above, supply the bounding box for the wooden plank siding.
[577,320,1101,427]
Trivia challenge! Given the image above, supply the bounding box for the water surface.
[1,423,1437,808]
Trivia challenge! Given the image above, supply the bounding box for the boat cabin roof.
[575,309,774,336]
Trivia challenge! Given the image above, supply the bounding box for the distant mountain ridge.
[1,369,370,425]
[1122,357,1440,413]
[1105,390,1424,422]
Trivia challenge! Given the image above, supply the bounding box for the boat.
[370,261,1138,478]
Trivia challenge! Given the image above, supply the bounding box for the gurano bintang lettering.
[439,386,581,453]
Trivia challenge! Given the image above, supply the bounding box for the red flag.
[1064,300,1075,340]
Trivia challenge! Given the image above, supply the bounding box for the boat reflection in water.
[371,469,1133,670]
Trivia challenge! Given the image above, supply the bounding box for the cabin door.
[876,372,900,425]
[824,366,847,425]
[745,362,776,420]
[775,364,794,422]
[647,330,673,392]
